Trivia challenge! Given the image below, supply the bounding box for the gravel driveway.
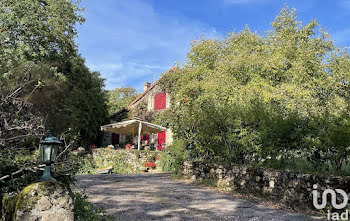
[76,173,322,221]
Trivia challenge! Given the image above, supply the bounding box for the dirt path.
[76,173,322,221]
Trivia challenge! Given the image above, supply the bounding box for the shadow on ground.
[76,173,323,221]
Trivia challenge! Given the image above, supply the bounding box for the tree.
[160,7,350,174]
[107,87,138,114]
[29,55,110,146]
[0,0,108,213]
[0,0,84,92]
[0,0,84,170]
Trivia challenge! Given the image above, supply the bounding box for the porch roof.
[100,118,167,135]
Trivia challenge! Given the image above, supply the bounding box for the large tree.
[0,0,84,89]
[0,0,108,207]
[161,7,350,174]
[0,0,84,153]
[107,87,138,114]
[29,55,109,146]
[0,0,109,146]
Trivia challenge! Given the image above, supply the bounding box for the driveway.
[76,173,322,221]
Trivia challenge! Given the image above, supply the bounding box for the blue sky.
[76,0,350,92]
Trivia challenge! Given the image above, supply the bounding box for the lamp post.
[39,134,62,182]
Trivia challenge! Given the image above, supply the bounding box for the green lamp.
[39,134,62,181]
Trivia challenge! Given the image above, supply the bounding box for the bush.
[158,7,350,176]
[159,152,176,173]
[72,149,163,175]
[73,192,111,221]
[159,139,188,174]
[112,152,132,174]
[69,149,133,175]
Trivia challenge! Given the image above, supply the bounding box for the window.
[154,93,166,110]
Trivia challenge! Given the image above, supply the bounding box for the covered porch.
[101,118,167,150]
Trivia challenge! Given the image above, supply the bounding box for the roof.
[101,118,167,135]
[127,67,175,109]
[109,107,128,119]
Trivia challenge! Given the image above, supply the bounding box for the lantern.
[39,134,62,181]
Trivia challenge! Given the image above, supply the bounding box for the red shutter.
[154,93,166,110]
[157,131,166,150]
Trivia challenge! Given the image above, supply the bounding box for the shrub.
[72,149,164,175]
[73,192,111,221]
[159,153,176,173]
[158,7,350,176]
[159,139,188,174]
[111,152,132,174]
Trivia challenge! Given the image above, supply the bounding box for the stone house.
[102,67,174,150]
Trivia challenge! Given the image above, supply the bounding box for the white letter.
[313,184,328,210]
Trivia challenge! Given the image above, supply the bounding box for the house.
[102,67,174,150]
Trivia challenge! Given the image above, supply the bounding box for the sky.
[76,0,350,92]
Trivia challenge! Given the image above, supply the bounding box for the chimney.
[144,82,151,92]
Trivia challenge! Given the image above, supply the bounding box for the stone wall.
[79,149,162,174]
[183,161,350,210]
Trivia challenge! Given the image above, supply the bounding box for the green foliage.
[0,0,108,147]
[160,6,350,175]
[0,0,84,61]
[0,0,108,215]
[26,56,110,147]
[107,87,139,114]
[93,149,131,173]
[71,149,171,175]
[0,149,41,194]
[73,149,146,175]
[160,139,188,174]
[0,0,84,93]
[159,152,176,173]
[73,192,111,221]
[112,155,132,174]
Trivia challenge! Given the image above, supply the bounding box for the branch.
[57,142,73,159]
[5,133,43,142]
[0,164,45,182]
[7,87,22,99]
[57,130,78,159]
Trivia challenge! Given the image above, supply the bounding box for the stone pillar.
[3,181,74,221]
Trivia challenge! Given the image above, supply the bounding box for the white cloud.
[87,60,172,91]
[77,0,219,91]
[88,62,124,74]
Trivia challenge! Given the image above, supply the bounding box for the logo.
[312,184,348,209]
[312,184,349,220]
